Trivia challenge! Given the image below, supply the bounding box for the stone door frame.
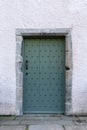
[16,29,72,115]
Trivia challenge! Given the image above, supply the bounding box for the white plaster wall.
[0,0,87,115]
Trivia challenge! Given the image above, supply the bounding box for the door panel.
[23,38,65,114]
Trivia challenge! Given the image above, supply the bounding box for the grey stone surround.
[16,29,72,115]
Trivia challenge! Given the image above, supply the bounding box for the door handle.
[26,60,28,70]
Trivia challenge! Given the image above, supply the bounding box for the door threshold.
[22,114,64,117]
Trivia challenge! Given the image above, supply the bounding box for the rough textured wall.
[0,0,87,115]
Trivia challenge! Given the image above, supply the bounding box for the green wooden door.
[23,38,65,114]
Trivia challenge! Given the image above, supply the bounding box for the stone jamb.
[16,28,72,115]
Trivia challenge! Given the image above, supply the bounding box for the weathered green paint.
[23,38,65,114]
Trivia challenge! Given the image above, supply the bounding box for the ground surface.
[0,115,87,130]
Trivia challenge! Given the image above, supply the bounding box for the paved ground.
[0,115,87,130]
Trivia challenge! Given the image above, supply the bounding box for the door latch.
[65,66,70,70]
[26,60,28,70]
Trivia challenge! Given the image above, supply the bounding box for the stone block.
[64,126,87,130]
[29,125,64,130]
[0,126,26,130]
